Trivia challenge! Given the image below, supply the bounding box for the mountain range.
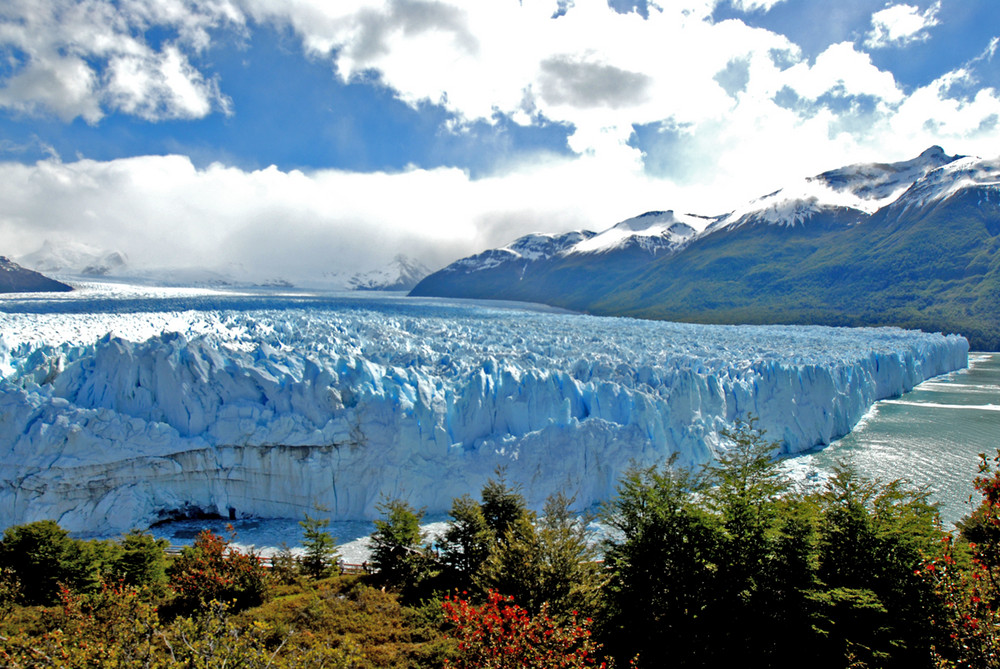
[14,241,431,293]
[411,147,1000,350]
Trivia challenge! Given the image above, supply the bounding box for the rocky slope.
[0,256,73,293]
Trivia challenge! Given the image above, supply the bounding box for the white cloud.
[865,2,941,49]
[781,41,903,103]
[0,0,236,122]
[728,0,788,11]
[2,0,1000,273]
[0,152,676,277]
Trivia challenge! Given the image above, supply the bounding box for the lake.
[785,352,1000,528]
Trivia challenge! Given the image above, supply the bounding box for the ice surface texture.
[0,286,969,536]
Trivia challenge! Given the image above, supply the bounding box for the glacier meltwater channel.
[0,283,969,536]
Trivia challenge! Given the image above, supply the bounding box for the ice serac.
[0,294,969,536]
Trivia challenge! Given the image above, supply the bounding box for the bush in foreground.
[442,589,609,669]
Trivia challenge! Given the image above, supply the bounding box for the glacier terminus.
[0,283,969,536]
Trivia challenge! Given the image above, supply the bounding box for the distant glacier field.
[0,281,969,537]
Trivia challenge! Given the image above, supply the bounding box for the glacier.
[0,283,969,537]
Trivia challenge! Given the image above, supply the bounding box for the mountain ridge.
[0,256,73,293]
[411,147,1000,350]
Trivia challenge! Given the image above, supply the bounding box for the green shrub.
[0,521,81,605]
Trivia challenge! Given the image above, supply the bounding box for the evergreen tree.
[599,460,723,667]
[113,529,169,595]
[299,509,339,580]
[703,417,801,663]
[370,498,433,598]
[439,493,492,592]
[481,468,531,541]
[0,520,80,604]
[478,514,541,609]
[810,464,946,669]
[474,470,544,609]
[534,492,602,619]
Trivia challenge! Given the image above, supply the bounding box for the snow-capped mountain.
[447,231,595,273]
[567,211,705,256]
[815,145,958,203]
[344,254,433,291]
[410,210,717,308]
[18,240,128,277]
[0,256,73,293]
[412,147,1000,350]
[707,145,961,232]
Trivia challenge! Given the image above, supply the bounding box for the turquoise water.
[785,353,1000,528]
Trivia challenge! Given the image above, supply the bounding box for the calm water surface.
[785,352,1000,527]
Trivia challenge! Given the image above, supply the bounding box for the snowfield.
[0,282,969,536]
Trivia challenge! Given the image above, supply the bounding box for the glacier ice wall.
[0,287,969,536]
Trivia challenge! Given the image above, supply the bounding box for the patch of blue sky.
[0,25,575,176]
[712,0,1000,91]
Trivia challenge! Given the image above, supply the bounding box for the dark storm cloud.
[538,56,652,109]
[348,0,478,63]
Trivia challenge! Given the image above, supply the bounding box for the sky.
[0,0,999,278]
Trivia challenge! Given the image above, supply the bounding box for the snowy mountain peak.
[18,239,129,277]
[346,254,432,291]
[568,211,703,255]
[504,230,594,260]
[710,146,966,233]
[813,145,960,203]
[889,154,1000,212]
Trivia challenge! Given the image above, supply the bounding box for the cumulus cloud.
[728,0,789,12]
[781,42,903,103]
[238,0,996,188]
[865,2,941,49]
[0,0,236,122]
[2,0,1000,274]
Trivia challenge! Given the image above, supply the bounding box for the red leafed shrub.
[441,590,609,668]
[168,528,271,613]
[922,535,1000,666]
[924,451,1000,667]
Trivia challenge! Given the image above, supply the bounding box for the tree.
[480,469,530,541]
[478,514,542,610]
[473,471,545,609]
[926,450,1000,667]
[810,464,946,668]
[0,520,79,605]
[113,529,169,595]
[533,492,602,620]
[599,461,723,667]
[370,498,433,597]
[439,494,493,593]
[300,509,339,580]
[702,417,804,663]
